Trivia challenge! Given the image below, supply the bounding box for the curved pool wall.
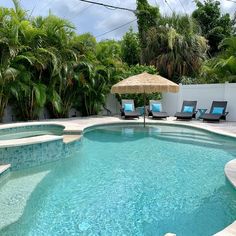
[0,124,80,170]
[0,140,80,170]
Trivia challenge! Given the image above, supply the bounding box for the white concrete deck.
[63,134,82,144]
[0,135,62,148]
[1,116,235,136]
[214,221,236,236]
[225,160,236,188]
[58,116,236,137]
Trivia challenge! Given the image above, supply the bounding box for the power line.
[163,0,174,13]
[38,0,57,13]
[96,19,137,38]
[155,0,159,7]
[225,0,236,3]
[62,0,83,19]
[29,4,37,18]
[69,4,93,20]
[76,0,136,13]
[177,0,187,14]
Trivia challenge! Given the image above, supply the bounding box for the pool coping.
[213,220,236,236]
[0,116,236,235]
[0,123,65,148]
[0,135,63,148]
[225,160,236,188]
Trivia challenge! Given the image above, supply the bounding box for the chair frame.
[120,99,139,119]
[202,101,229,122]
[147,100,169,119]
[175,101,198,120]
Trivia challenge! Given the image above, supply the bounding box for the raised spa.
[0,124,64,140]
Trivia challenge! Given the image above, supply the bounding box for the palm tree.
[36,14,81,118]
[0,3,25,121]
[143,14,208,83]
[201,36,236,83]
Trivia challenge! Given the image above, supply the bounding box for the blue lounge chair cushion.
[152,103,162,112]
[212,107,224,115]
[124,103,133,112]
[183,106,194,113]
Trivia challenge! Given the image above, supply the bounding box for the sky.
[1,0,235,40]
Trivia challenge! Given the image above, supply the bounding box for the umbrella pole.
[143,92,146,127]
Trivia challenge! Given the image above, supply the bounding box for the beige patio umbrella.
[111,72,179,127]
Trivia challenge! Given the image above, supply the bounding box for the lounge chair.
[202,101,228,122]
[175,101,198,120]
[120,99,139,119]
[148,100,169,119]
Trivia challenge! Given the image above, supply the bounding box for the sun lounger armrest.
[225,111,229,116]
[120,108,124,112]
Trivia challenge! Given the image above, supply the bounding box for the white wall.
[2,106,81,123]
[2,83,236,122]
[162,82,236,121]
[103,94,120,115]
[2,106,14,123]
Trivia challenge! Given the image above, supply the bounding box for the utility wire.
[163,0,174,13]
[225,0,236,3]
[62,0,83,19]
[177,0,187,14]
[69,4,93,20]
[96,19,137,38]
[76,0,136,13]
[38,0,57,13]
[29,4,37,18]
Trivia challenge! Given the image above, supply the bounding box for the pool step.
[63,135,81,144]
[0,164,11,176]
[0,164,11,186]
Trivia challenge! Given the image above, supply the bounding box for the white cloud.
[1,0,235,40]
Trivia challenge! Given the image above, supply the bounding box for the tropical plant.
[10,14,60,120]
[192,0,233,56]
[3,0,234,122]
[233,13,236,35]
[121,28,141,66]
[201,37,236,83]
[136,0,160,63]
[74,63,108,116]
[36,15,79,118]
[143,15,208,83]
[74,40,126,116]
[0,2,25,121]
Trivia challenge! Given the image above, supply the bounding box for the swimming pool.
[0,124,236,235]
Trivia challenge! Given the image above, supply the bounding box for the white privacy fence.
[105,82,236,121]
[162,83,236,121]
[2,83,236,123]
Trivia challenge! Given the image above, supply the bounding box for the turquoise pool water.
[0,125,236,236]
